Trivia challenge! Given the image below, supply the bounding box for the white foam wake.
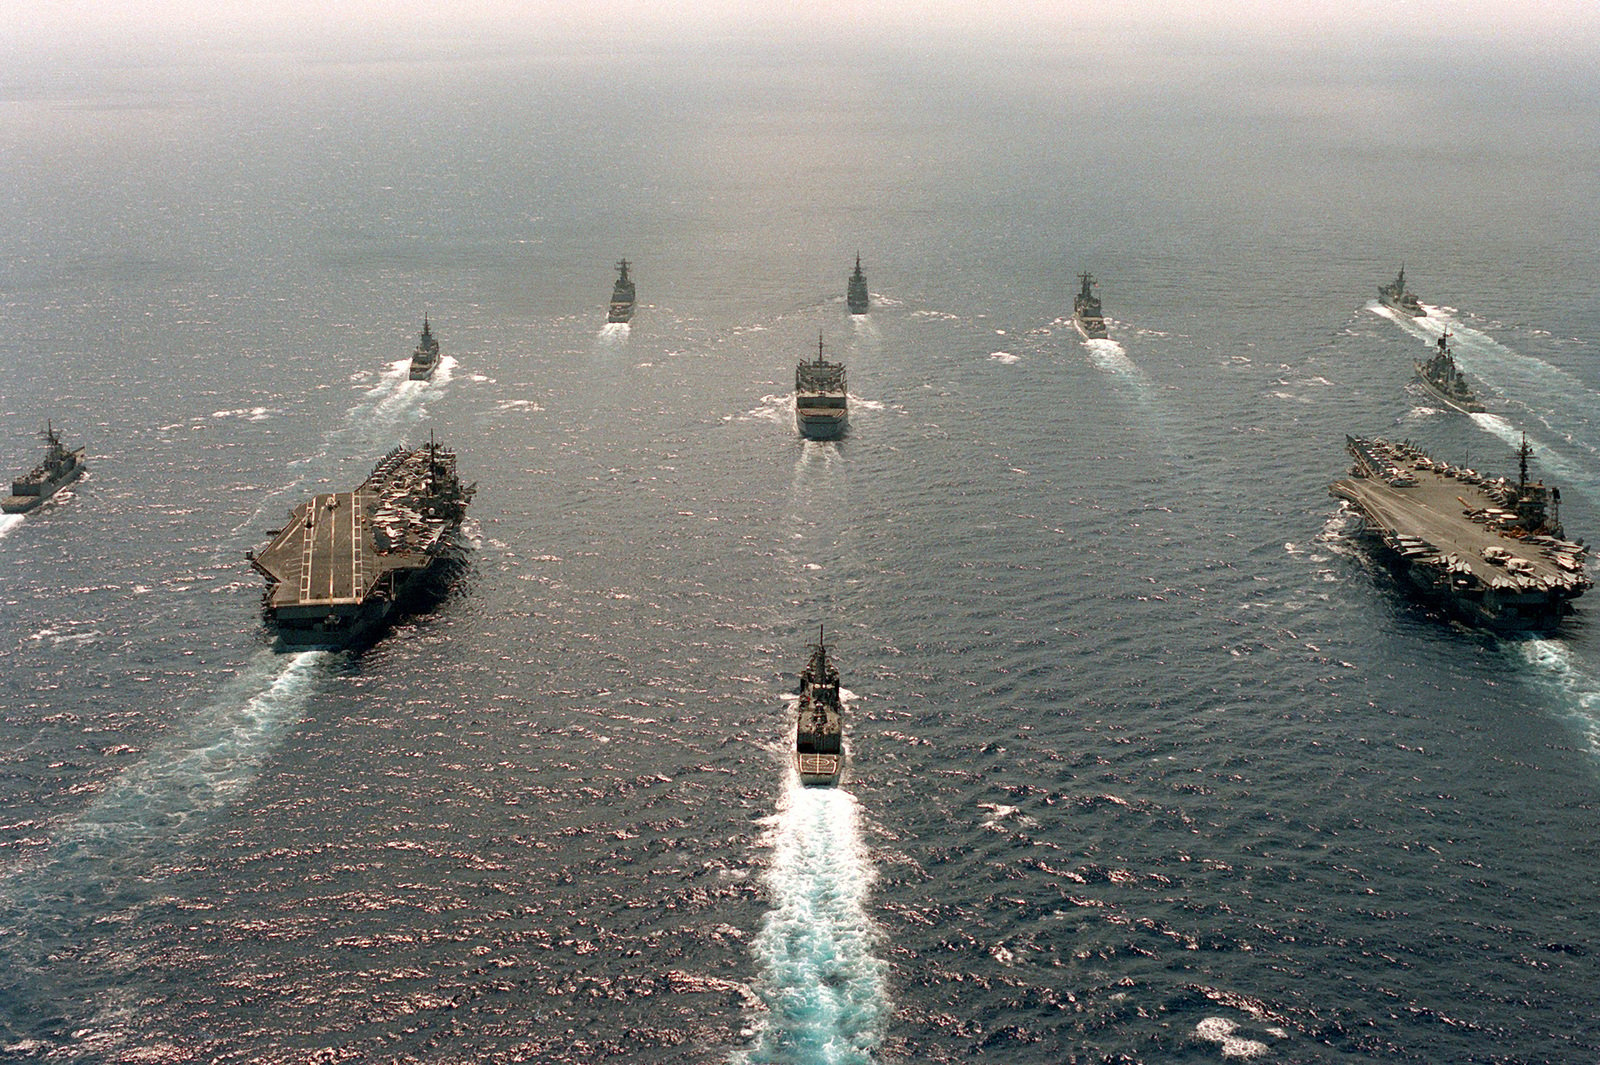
[1084,337,1138,376]
[1513,640,1600,757]
[737,780,887,1065]
[0,513,23,540]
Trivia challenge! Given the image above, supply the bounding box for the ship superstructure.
[1414,332,1484,414]
[795,334,848,440]
[1331,435,1587,630]
[408,316,441,381]
[794,627,843,786]
[249,439,475,649]
[847,254,870,314]
[1073,271,1108,339]
[1378,266,1425,316]
[2,424,86,514]
[607,259,636,323]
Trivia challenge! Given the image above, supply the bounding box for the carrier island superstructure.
[1331,435,1588,630]
[249,439,475,648]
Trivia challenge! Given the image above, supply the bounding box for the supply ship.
[1414,332,1484,414]
[249,438,475,649]
[1073,271,1108,339]
[1330,435,1588,630]
[607,259,636,323]
[1378,266,1425,316]
[794,627,844,787]
[795,335,848,440]
[408,316,441,381]
[847,253,870,314]
[3,424,86,514]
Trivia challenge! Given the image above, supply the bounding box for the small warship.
[1331,435,1588,630]
[795,334,848,440]
[1073,271,1108,339]
[607,259,636,323]
[847,253,870,314]
[408,316,441,381]
[1414,332,1485,414]
[2,424,86,514]
[249,438,475,649]
[1378,266,1425,316]
[794,627,843,787]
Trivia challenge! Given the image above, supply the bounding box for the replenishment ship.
[248,438,475,649]
[607,259,636,323]
[1073,271,1108,339]
[1378,266,1425,316]
[795,335,848,440]
[1330,435,1588,630]
[794,627,844,787]
[408,316,441,381]
[2,424,86,514]
[847,253,870,314]
[1414,332,1484,414]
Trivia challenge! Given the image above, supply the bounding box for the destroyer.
[1073,271,1108,339]
[794,627,844,786]
[2,424,86,514]
[1414,332,1484,414]
[847,253,870,314]
[408,316,441,381]
[249,438,475,649]
[1378,266,1425,317]
[607,259,636,323]
[1331,435,1588,630]
[795,334,848,440]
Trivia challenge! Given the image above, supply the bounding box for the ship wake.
[1083,337,1140,377]
[1513,640,1600,758]
[0,513,22,540]
[0,649,331,1035]
[737,779,887,1065]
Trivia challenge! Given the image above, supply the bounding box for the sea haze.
[3,24,1600,1064]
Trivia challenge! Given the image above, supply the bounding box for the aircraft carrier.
[1331,435,1588,630]
[249,439,475,649]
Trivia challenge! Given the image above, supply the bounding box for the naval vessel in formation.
[847,254,870,314]
[1331,435,1588,630]
[607,259,636,323]
[795,335,848,440]
[794,627,844,786]
[408,316,441,381]
[1072,271,1108,339]
[1414,332,1484,414]
[3,424,86,514]
[249,438,475,649]
[1378,266,1425,316]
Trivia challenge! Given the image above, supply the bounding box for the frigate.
[794,627,843,786]
[607,259,636,323]
[2,424,86,514]
[1378,266,1425,316]
[1414,332,1484,414]
[1073,271,1108,339]
[408,316,441,381]
[847,253,869,314]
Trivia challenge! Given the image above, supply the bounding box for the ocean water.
[3,23,1600,1064]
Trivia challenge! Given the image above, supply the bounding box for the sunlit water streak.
[738,774,887,1065]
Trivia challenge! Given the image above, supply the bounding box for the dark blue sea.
[3,20,1600,1064]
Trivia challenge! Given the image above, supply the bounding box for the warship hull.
[408,317,441,381]
[1072,271,1107,339]
[795,337,848,441]
[1414,361,1485,414]
[608,259,636,323]
[1072,314,1108,341]
[3,428,86,513]
[1,462,83,513]
[250,442,474,650]
[794,634,844,787]
[796,408,848,440]
[847,255,869,314]
[1331,436,1588,631]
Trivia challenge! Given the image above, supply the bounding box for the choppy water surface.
[3,29,1600,1064]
